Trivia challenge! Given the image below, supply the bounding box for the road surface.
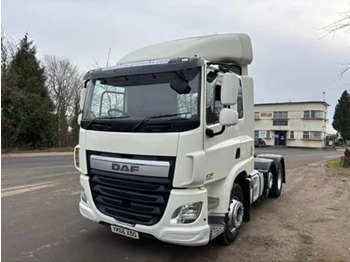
[1,148,345,261]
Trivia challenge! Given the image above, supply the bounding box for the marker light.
[74,145,80,169]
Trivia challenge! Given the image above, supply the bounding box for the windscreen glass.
[81,67,201,132]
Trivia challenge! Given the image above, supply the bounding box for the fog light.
[81,186,88,203]
[171,202,202,224]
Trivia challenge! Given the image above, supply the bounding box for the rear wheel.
[220,183,244,245]
[264,170,273,197]
[269,163,284,198]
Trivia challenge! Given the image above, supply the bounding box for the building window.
[273,120,288,126]
[310,131,322,139]
[304,110,324,119]
[303,131,322,140]
[254,130,259,138]
[255,130,271,138]
[273,111,288,119]
[290,131,294,139]
[254,112,260,120]
[266,131,271,138]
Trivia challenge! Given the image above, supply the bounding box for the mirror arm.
[206,126,226,138]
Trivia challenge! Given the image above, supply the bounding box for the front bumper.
[79,174,210,246]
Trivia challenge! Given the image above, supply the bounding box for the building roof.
[255,101,329,107]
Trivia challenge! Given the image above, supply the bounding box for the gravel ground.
[214,160,350,262]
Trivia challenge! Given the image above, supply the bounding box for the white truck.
[74,33,285,246]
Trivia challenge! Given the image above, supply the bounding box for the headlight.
[171,202,202,224]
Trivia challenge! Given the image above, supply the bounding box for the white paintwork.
[84,129,179,156]
[76,34,270,246]
[173,128,205,187]
[221,73,239,105]
[118,34,253,66]
[219,109,239,126]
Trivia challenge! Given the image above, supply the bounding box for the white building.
[254,101,328,148]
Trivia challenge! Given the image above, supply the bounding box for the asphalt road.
[1,148,344,262]
[255,147,343,170]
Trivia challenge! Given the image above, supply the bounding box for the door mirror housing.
[220,108,238,126]
[221,73,240,105]
[80,88,87,111]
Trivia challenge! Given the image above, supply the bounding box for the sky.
[2,0,350,133]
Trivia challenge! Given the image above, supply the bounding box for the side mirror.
[221,73,240,105]
[80,88,87,111]
[220,108,238,126]
[206,108,238,138]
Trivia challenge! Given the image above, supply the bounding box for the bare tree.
[1,28,17,75]
[44,55,82,147]
[69,80,82,145]
[323,11,350,36]
[322,11,350,80]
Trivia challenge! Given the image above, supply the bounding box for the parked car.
[255,138,266,148]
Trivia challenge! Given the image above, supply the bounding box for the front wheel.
[220,183,244,245]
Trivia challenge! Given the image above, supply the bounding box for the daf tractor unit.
[74,33,285,246]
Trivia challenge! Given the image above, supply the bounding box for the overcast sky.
[2,0,350,133]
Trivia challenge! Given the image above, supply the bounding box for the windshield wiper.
[83,115,129,129]
[133,113,190,131]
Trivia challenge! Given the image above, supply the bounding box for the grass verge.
[327,158,341,170]
[327,158,350,177]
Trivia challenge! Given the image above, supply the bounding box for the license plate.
[111,225,139,239]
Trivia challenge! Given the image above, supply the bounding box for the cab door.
[203,71,246,184]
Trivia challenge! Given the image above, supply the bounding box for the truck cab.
[74,34,285,246]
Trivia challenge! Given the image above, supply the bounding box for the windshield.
[81,67,201,132]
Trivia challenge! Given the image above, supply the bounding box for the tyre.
[220,183,244,245]
[264,170,273,197]
[269,163,284,198]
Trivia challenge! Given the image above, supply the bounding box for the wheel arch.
[256,154,286,183]
[217,158,253,219]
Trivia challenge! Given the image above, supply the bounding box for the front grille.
[87,151,174,226]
